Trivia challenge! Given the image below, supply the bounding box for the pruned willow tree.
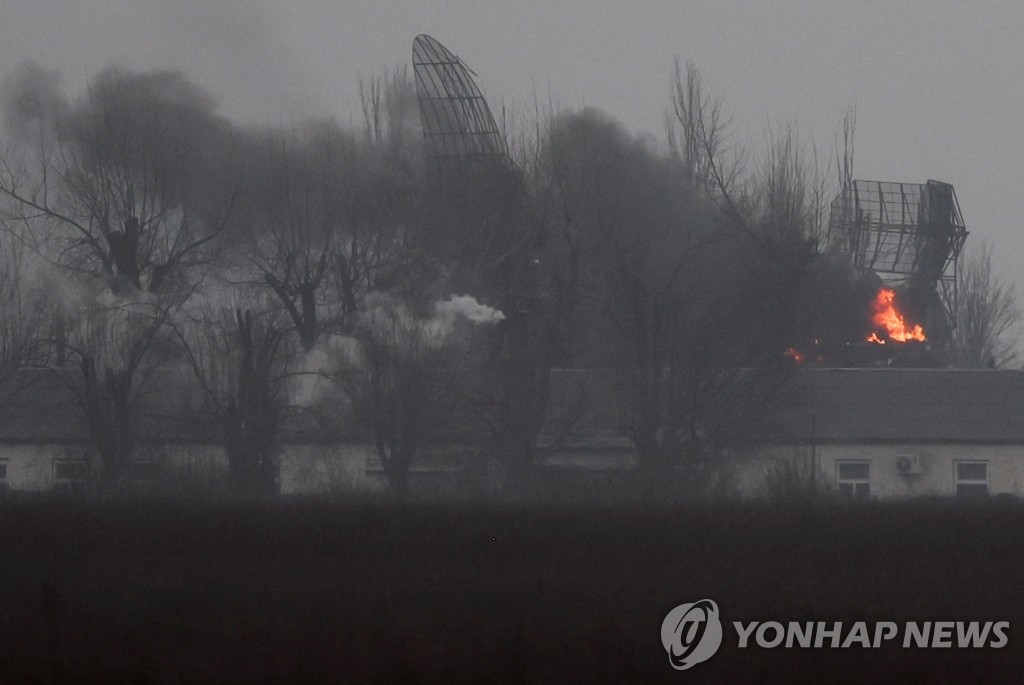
[0,64,240,487]
[346,293,501,497]
[419,158,545,494]
[231,68,424,359]
[178,303,291,494]
[328,66,537,495]
[237,121,402,352]
[0,65,237,294]
[61,295,172,483]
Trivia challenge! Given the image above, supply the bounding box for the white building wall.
[735,444,1024,499]
[0,441,384,495]
[0,443,227,492]
[278,444,387,495]
[135,444,228,492]
[0,444,71,490]
[5,439,1024,499]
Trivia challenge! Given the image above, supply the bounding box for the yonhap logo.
[661,599,723,670]
[660,600,1009,672]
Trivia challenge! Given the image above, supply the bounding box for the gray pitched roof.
[0,368,219,443]
[767,368,1024,443]
[0,367,354,444]
[0,369,80,441]
[543,367,1024,447]
[3,366,1022,446]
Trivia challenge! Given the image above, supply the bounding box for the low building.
[541,367,1024,500]
[1,367,1023,499]
[0,367,455,496]
[749,367,1024,499]
[0,368,224,493]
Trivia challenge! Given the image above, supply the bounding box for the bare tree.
[666,59,749,223]
[0,67,236,296]
[666,58,744,199]
[53,295,172,485]
[529,107,611,366]
[240,124,359,351]
[330,289,507,497]
[179,305,290,494]
[240,87,425,353]
[667,60,833,247]
[0,232,48,369]
[667,61,853,358]
[755,122,830,248]
[952,243,1020,368]
[535,110,792,485]
[0,67,249,489]
[359,78,545,492]
[835,107,856,203]
[351,294,464,496]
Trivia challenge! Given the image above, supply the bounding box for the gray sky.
[3,0,1022,290]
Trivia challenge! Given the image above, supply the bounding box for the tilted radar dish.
[412,34,508,163]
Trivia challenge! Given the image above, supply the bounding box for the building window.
[53,460,88,492]
[837,461,870,498]
[955,461,988,498]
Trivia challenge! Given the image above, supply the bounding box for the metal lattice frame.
[829,179,968,315]
[412,35,508,162]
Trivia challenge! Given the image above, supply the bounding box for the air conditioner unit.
[896,454,924,476]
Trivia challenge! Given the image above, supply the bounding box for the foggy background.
[2,0,1021,317]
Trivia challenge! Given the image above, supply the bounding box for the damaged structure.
[412,34,509,165]
[830,180,967,294]
[829,180,968,360]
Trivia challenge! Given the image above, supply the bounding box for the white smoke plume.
[283,294,505,406]
[360,292,504,350]
[434,295,505,325]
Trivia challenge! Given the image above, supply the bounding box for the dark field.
[1,499,1023,683]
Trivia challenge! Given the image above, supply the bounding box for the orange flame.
[866,288,926,344]
[784,347,804,363]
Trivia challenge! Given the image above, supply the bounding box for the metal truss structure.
[412,34,508,164]
[829,179,968,313]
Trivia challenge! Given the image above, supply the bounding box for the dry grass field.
[0,497,1022,683]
